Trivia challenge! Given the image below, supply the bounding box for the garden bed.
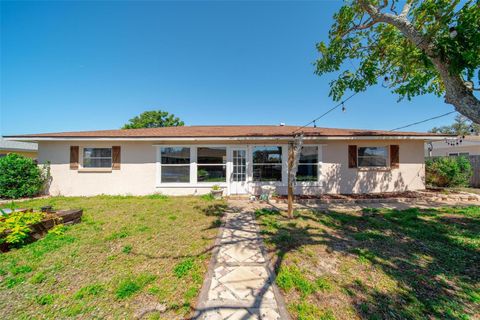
[273,191,420,200]
[0,208,83,252]
[271,189,480,204]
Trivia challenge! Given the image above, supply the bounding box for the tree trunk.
[434,62,480,124]
[287,142,294,219]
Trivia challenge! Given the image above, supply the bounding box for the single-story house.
[426,135,480,157]
[4,125,446,197]
[0,137,38,159]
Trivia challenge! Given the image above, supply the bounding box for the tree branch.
[355,0,480,123]
[358,0,433,54]
[400,0,413,17]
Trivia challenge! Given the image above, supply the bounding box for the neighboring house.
[426,135,480,157]
[0,137,38,159]
[4,125,446,196]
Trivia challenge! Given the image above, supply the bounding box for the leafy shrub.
[0,154,46,199]
[426,156,472,187]
[0,211,45,245]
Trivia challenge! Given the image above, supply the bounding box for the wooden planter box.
[0,209,83,252]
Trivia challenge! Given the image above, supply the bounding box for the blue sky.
[0,1,462,135]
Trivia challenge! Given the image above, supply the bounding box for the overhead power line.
[292,92,359,135]
[389,111,457,132]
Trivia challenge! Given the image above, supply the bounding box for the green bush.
[0,154,45,199]
[0,211,45,245]
[426,156,472,187]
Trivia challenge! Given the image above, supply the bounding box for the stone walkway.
[193,206,289,320]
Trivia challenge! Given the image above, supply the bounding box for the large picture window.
[197,147,227,182]
[358,147,388,167]
[296,146,318,182]
[160,147,190,183]
[83,148,112,168]
[253,146,282,182]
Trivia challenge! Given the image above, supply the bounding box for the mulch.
[273,191,427,201]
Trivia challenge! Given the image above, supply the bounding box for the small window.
[450,152,469,157]
[161,147,190,183]
[253,146,282,181]
[197,147,227,182]
[357,147,388,168]
[296,146,318,182]
[83,148,112,168]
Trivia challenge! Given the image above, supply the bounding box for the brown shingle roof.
[5,125,445,138]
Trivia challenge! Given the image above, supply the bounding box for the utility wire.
[292,91,359,135]
[292,36,441,136]
[388,111,456,131]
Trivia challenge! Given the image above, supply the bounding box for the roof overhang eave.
[3,135,450,142]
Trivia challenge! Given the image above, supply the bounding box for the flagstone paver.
[193,206,289,320]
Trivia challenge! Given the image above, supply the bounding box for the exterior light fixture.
[449,26,457,38]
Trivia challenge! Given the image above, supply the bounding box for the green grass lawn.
[0,195,226,319]
[256,206,480,320]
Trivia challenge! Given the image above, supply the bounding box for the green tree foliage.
[122,110,184,129]
[0,154,45,199]
[426,156,472,187]
[315,0,480,123]
[430,114,480,135]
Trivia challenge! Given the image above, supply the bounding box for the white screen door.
[230,148,248,194]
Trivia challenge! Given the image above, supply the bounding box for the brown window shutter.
[70,146,79,170]
[348,145,357,168]
[390,145,400,168]
[112,146,121,170]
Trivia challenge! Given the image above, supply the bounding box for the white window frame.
[196,147,228,183]
[155,145,229,187]
[357,146,389,169]
[154,144,324,189]
[158,146,192,184]
[251,145,284,184]
[295,145,321,184]
[449,152,469,157]
[81,147,112,169]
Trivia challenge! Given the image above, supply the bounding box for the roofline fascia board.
[0,148,38,152]
[3,135,449,142]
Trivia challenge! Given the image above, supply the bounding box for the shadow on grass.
[131,202,230,261]
[258,205,480,319]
